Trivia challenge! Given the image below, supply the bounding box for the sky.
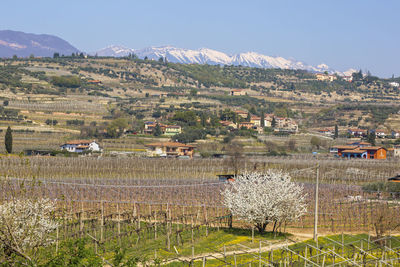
[1,0,399,77]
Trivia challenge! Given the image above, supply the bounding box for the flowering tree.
[0,198,58,263]
[221,171,307,233]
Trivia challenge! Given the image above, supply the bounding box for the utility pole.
[314,164,319,242]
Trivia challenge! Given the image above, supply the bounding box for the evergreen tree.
[5,126,12,154]
[334,125,338,139]
[367,130,376,146]
[153,124,162,136]
[260,112,265,127]
[246,112,251,122]
[271,117,277,128]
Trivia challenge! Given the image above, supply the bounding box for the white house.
[394,145,400,158]
[60,140,101,153]
[392,131,400,139]
[374,129,386,138]
[389,82,400,88]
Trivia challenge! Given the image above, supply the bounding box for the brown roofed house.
[145,142,195,158]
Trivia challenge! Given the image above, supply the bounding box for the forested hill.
[0,56,398,98]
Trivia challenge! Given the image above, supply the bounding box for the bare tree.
[225,142,245,176]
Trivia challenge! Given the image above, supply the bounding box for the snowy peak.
[95,45,134,57]
[95,45,338,73]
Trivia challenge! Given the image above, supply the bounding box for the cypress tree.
[271,117,277,128]
[5,126,12,154]
[334,125,338,139]
[260,112,265,128]
[153,124,162,136]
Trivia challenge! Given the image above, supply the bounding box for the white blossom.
[0,198,59,261]
[221,170,307,232]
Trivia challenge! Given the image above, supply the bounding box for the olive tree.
[221,171,307,233]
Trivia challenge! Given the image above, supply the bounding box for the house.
[238,122,255,129]
[392,131,400,139]
[60,140,101,153]
[144,121,181,136]
[230,89,246,96]
[274,118,298,133]
[348,128,368,137]
[145,142,195,158]
[250,116,261,126]
[263,114,274,127]
[316,73,337,82]
[389,82,400,88]
[234,110,248,118]
[342,76,353,82]
[318,128,334,136]
[393,145,400,158]
[164,125,182,136]
[220,121,237,128]
[331,144,387,159]
[346,141,371,147]
[144,121,157,134]
[374,129,386,138]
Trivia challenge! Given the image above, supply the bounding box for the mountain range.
[0,30,353,74]
[0,30,79,58]
[95,45,340,74]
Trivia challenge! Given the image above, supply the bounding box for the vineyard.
[1,156,400,265]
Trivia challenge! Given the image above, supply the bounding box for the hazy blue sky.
[1,0,399,77]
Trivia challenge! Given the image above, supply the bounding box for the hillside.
[0,55,399,154]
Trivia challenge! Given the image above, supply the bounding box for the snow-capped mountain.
[94,45,339,73]
[95,45,134,57]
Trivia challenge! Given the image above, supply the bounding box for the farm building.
[60,140,101,153]
[331,144,387,159]
[145,142,195,158]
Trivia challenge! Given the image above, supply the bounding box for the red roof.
[65,140,94,145]
[362,146,386,151]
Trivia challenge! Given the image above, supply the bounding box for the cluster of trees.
[50,75,81,88]
[45,119,58,126]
